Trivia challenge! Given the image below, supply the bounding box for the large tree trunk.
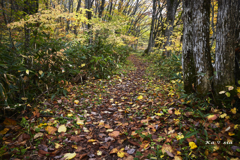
[213,0,238,97]
[145,0,156,55]
[192,0,213,97]
[182,0,195,94]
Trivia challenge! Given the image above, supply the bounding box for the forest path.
[3,53,239,160]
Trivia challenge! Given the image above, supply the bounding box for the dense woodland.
[0,0,240,159]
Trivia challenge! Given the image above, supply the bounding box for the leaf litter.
[0,54,240,159]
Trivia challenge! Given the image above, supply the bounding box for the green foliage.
[147,53,182,81]
[0,29,129,111]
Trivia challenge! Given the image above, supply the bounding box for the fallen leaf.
[74,100,79,104]
[174,156,182,160]
[117,148,125,158]
[109,131,120,138]
[231,108,237,114]
[110,148,118,154]
[76,117,84,125]
[64,152,76,160]
[207,114,218,121]
[137,95,143,100]
[45,126,57,134]
[189,142,197,149]
[0,128,9,135]
[162,144,174,155]
[175,110,181,115]
[3,118,17,126]
[55,143,63,149]
[34,132,43,139]
[97,150,102,156]
[58,125,67,133]
[229,132,235,136]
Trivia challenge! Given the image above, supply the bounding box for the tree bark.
[163,0,180,57]
[145,0,156,55]
[192,0,213,97]
[213,0,238,96]
[182,0,195,94]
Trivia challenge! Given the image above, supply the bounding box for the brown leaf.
[207,114,218,121]
[110,148,118,154]
[109,131,120,138]
[79,153,88,160]
[3,118,17,126]
[128,140,140,147]
[162,144,174,156]
[123,155,134,160]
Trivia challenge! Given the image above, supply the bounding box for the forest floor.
[1,52,240,160]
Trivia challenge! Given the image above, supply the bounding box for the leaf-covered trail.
[1,53,240,160]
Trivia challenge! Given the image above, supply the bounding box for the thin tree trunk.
[163,0,180,57]
[192,0,213,97]
[145,0,156,55]
[213,0,238,97]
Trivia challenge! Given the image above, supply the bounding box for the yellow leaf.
[189,142,197,149]
[175,110,181,115]
[117,148,125,158]
[229,132,235,136]
[174,156,182,160]
[21,97,28,101]
[106,129,113,132]
[237,87,240,93]
[231,108,237,114]
[67,113,73,117]
[0,128,9,135]
[58,125,67,133]
[55,143,63,149]
[176,134,184,140]
[155,113,164,116]
[39,70,43,75]
[76,117,84,125]
[81,64,85,67]
[220,113,227,118]
[137,95,143,100]
[88,139,96,142]
[72,145,78,149]
[45,126,57,134]
[97,150,102,156]
[74,100,79,104]
[110,98,114,103]
[234,124,239,129]
[26,69,29,75]
[205,149,209,156]
[64,152,76,160]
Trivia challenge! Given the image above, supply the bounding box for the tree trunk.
[213,0,238,96]
[163,0,180,57]
[85,0,93,44]
[192,0,213,97]
[182,0,195,94]
[145,0,156,55]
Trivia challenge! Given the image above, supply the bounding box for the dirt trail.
[0,54,186,159]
